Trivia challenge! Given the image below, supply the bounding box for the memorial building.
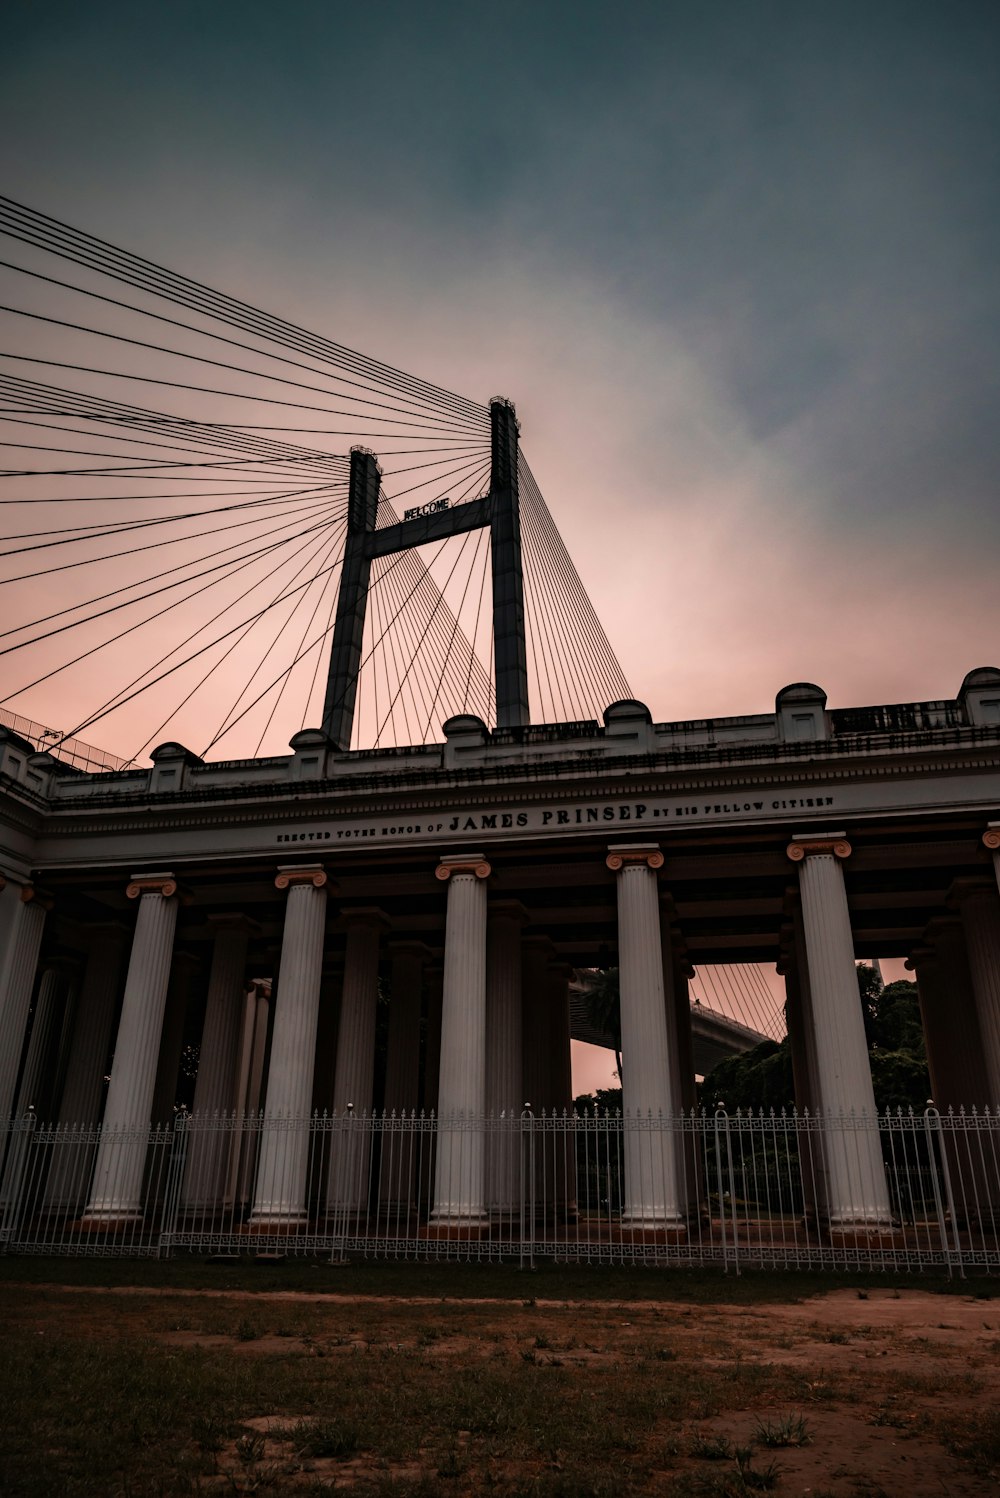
[1,401,999,1257]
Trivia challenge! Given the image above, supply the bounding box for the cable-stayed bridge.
[0,196,795,1049]
[0,195,629,766]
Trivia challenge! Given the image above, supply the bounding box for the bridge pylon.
[321,398,529,750]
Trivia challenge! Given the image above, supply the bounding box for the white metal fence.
[2,1107,999,1273]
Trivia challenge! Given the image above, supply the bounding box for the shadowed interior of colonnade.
[1,200,1000,1269]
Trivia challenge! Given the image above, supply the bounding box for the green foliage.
[700,970,930,1115]
[700,1038,795,1114]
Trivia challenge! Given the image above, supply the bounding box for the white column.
[547,957,577,1221]
[423,965,443,1114]
[250,866,328,1226]
[15,965,69,1117]
[907,940,977,1116]
[181,916,255,1212]
[0,882,50,1122]
[83,873,180,1222]
[485,902,525,1216]
[986,826,1000,898]
[384,940,427,1114]
[233,979,271,1207]
[332,911,388,1114]
[925,916,990,1108]
[150,951,199,1123]
[660,914,692,1216]
[381,939,428,1220]
[327,910,387,1214]
[607,844,683,1229]
[44,926,127,1209]
[954,878,1000,1106]
[431,854,490,1228]
[521,935,554,1113]
[788,834,892,1229]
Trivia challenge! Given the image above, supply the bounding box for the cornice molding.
[37,742,1000,840]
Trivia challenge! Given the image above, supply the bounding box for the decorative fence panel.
[2,1108,999,1273]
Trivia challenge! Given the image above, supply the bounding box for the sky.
[3,0,998,741]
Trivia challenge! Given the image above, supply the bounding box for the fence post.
[714,1107,739,1275]
[924,1104,963,1279]
[520,1106,535,1272]
[0,1111,37,1249]
[158,1109,189,1259]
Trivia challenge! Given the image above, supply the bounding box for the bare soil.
[4,1280,998,1495]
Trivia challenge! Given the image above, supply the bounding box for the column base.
[74,1210,144,1231]
[613,1221,688,1245]
[825,1222,901,1251]
[422,1215,490,1241]
[245,1213,308,1233]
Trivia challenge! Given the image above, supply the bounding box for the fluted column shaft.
[251,867,328,1225]
[0,885,49,1122]
[486,905,525,1116]
[233,981,271,1206]
[43,928,127,1208]
[485,906,525,1215]
[182,917,254,1211]
[660,917,693,1216]
[955,882,1000,1105]
[84,874,180,1220]
[332,914,386,1113]
[55,928,127,1128]
[926,917,990,1108]
[909,946,957,1108]
[521,936,553,1113]
[327,912,386,1214]
[150,952,199,1123]
[432,854,490,1224]
[193,920,254,1117]
[789,836,891,1228]
[608,845,682,1228]
[15,966,68,1117]
[384,942,427,1114]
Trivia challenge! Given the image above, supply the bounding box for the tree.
[700,968,930,1114]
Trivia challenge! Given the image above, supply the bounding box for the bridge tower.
[321,398,528,749]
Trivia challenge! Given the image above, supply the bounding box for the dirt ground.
[4,1279,999,1496]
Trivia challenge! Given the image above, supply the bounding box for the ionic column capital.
[606,842,663,872]
[948,876,997,909]
[126,871,179,900]
[339,905,390,933]
[207,912,260,936]
[905,945,940,973]
[787,833,852,862]
[436,853,491,881]
[984,825,1000,852]
[387,937,432,960]
[20,883,54,910]
[275,863,329,891]
[488,898,528,926]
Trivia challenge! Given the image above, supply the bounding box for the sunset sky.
[4,0,998,741]
[4,3,997,1088]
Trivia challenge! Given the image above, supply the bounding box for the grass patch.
[0,1252,975,1301]
[752,1411,810,1447]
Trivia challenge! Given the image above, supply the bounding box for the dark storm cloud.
[2,0,998,729]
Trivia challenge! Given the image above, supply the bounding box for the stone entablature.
[1,668,997,803]
[0,669,998,878]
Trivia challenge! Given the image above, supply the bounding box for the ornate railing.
[1,1107,998,1272]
